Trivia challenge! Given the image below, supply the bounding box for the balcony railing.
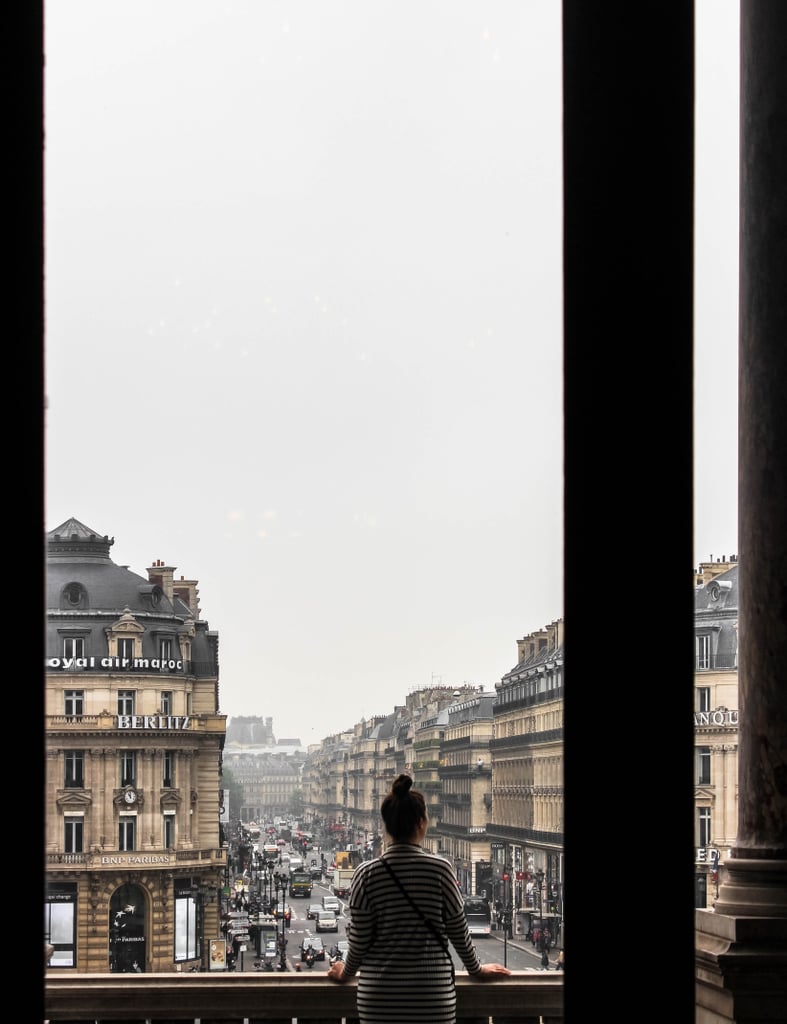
[46,846,224,866]
[45,971,564,1023]
[695,652,737,671]
[442,792,471,803]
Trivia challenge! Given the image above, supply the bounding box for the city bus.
[463,896,492,937]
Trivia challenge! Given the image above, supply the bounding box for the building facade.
[223,748,305,823]
[693,556,739,909]
[44,518,227,973]
[436,694,495,897]
[488,620,564,940]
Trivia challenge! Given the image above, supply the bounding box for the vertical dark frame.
[563,3,696,1015]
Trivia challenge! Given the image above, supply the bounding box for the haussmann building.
[44,517,227,973]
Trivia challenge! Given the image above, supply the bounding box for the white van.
[322,894,340,913]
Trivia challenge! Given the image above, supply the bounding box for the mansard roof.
[694,563,738,666]
[45,517,216,668]
[47,517,178,618]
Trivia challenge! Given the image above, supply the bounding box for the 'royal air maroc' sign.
[46,657,184,671]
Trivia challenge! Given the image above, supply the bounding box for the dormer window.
[708,579,732,603]
[138,584,163,608]
[63,582,85,607]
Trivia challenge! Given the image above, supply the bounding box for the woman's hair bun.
[392,773,412,796]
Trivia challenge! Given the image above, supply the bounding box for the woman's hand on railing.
[327,959,348,983]
[475,963,512,979]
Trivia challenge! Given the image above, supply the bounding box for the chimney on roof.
[147,560,176,604]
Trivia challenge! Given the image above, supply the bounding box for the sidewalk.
[489,929,561,970]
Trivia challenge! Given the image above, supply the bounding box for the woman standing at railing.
[327,773,510,1024]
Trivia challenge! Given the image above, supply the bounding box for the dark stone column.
[734,0,787,877]
[696,2,787,1018]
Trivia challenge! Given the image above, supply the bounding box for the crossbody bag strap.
[380,856,455,980]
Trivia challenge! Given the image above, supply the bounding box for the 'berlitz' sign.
[117,715,191,730]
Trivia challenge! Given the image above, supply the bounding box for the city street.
[230,878,560,975]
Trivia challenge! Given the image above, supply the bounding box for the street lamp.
[535,868,549,969]
[262,856,276,912]
[223,852,231,915]
[274,872,289,971]
[252,851,263,911]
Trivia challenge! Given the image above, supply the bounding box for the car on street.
[316,910,338,932]
[306,903,322,920]
[321,894,340,913]
[299,935,326,961]
[309,865,323,880]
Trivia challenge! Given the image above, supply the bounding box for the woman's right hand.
[327,959,346,983]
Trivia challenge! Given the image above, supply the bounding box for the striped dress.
[341,844,483,1024]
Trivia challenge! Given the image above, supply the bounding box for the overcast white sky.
[44,1,739,741]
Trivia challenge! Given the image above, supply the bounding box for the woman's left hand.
[478,963,512,978]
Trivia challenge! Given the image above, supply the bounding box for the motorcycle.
[304,948,316,969]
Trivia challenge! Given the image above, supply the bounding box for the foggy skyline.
[44,1,739,739]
